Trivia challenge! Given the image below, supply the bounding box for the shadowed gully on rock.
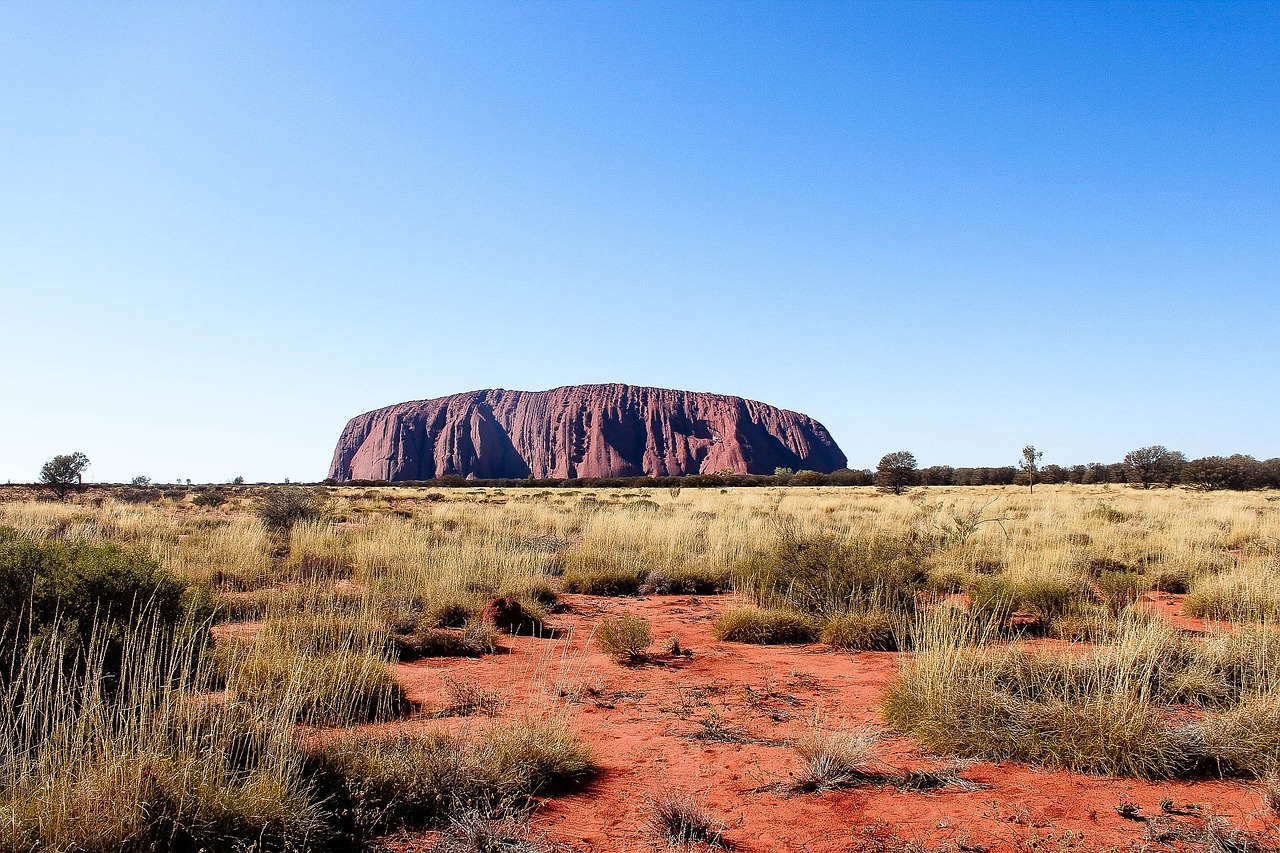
[328,384,847,481]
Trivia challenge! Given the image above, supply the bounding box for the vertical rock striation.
[328,384,846,481]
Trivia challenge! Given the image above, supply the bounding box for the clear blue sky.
[2,2,1276,483]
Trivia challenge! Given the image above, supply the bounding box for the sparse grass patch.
[647,791,730,848]
[792,727,883,791]
[310,719,593,838]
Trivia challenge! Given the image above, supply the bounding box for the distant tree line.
[319,446,1280,493]
[20,446,1279,499]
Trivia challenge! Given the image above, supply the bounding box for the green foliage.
[38,452,90,500]
[733,525,923,618]
[561,553,645,596]
[875,451,918,494]
[0,530,191,676]
[820,610,898,651]
[310,721,594,837]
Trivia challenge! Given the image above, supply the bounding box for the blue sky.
[2,1,1276,483]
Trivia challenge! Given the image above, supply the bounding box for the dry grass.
[647,791,730,848]
[2,482,1277,846]
[712,607,818,644]
[883,613,1280,779]
[594,614,654,663]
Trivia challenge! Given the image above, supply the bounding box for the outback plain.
[2,483,1278,852]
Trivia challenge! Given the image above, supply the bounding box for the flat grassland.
[1,484,1278,852]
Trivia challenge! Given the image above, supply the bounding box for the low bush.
[0,529,193,677]
[309,719,593,837]
[398,620,499,659]
[1094,570,1149,615]
[256,487,327,532]
[1,621,327,853]
[1183,563,1280,622]
[732,527,924,617]
[882,621,1280,779]
[791,727,883,791]
[593,614,653,663]
[711,608,818,645]
[820,610,898,651]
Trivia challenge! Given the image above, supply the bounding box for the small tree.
[39,452,90,500]
[875,451,918,495]
[1018,445,1043,494]
[129,475,151,486]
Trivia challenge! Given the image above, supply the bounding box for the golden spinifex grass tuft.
[646,790,730,849]
[593,614,654,662]
[0,617,328,852]
[308,718,594,837]
[711,607,818,644]
[883,612,1280,779]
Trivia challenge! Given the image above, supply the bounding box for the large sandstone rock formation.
[328,384,846,481]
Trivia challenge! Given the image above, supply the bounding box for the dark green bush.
[0,528,191,676]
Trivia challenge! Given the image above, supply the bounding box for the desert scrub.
[593,614,653,662]
[647,791,729,848]
[216,612,407,724]
[0,618,326,853]
[396,619,500,659]
[883,619,1280,779]
[712,607,818,645]
[560,552,646,595]
[0,528,196,676]
[256,486,327,532]
[1183,561,1280,622]
[310,720,594,836]
[732,526,924,617]
[820,609,899,651]
[791,726,884,791]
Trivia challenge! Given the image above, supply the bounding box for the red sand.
[378,594,1277,852]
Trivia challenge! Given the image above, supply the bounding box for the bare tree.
[1018,445,1043,494]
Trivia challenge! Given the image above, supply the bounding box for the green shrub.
[0,530,191,677]
[225,648,407,725]
[711,608,817,645]
[1094,571,1149,615]
[397,620,499,659]
[561,562,645,596]
[256,488,326,532]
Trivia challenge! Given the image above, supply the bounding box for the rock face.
[328,384,846,481]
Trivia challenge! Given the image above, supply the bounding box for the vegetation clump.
[593,614,653,662]
[712,607,818,645]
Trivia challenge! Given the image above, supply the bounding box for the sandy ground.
[365,592,1278,852]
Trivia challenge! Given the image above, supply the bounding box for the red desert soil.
[370,594,1276,852]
